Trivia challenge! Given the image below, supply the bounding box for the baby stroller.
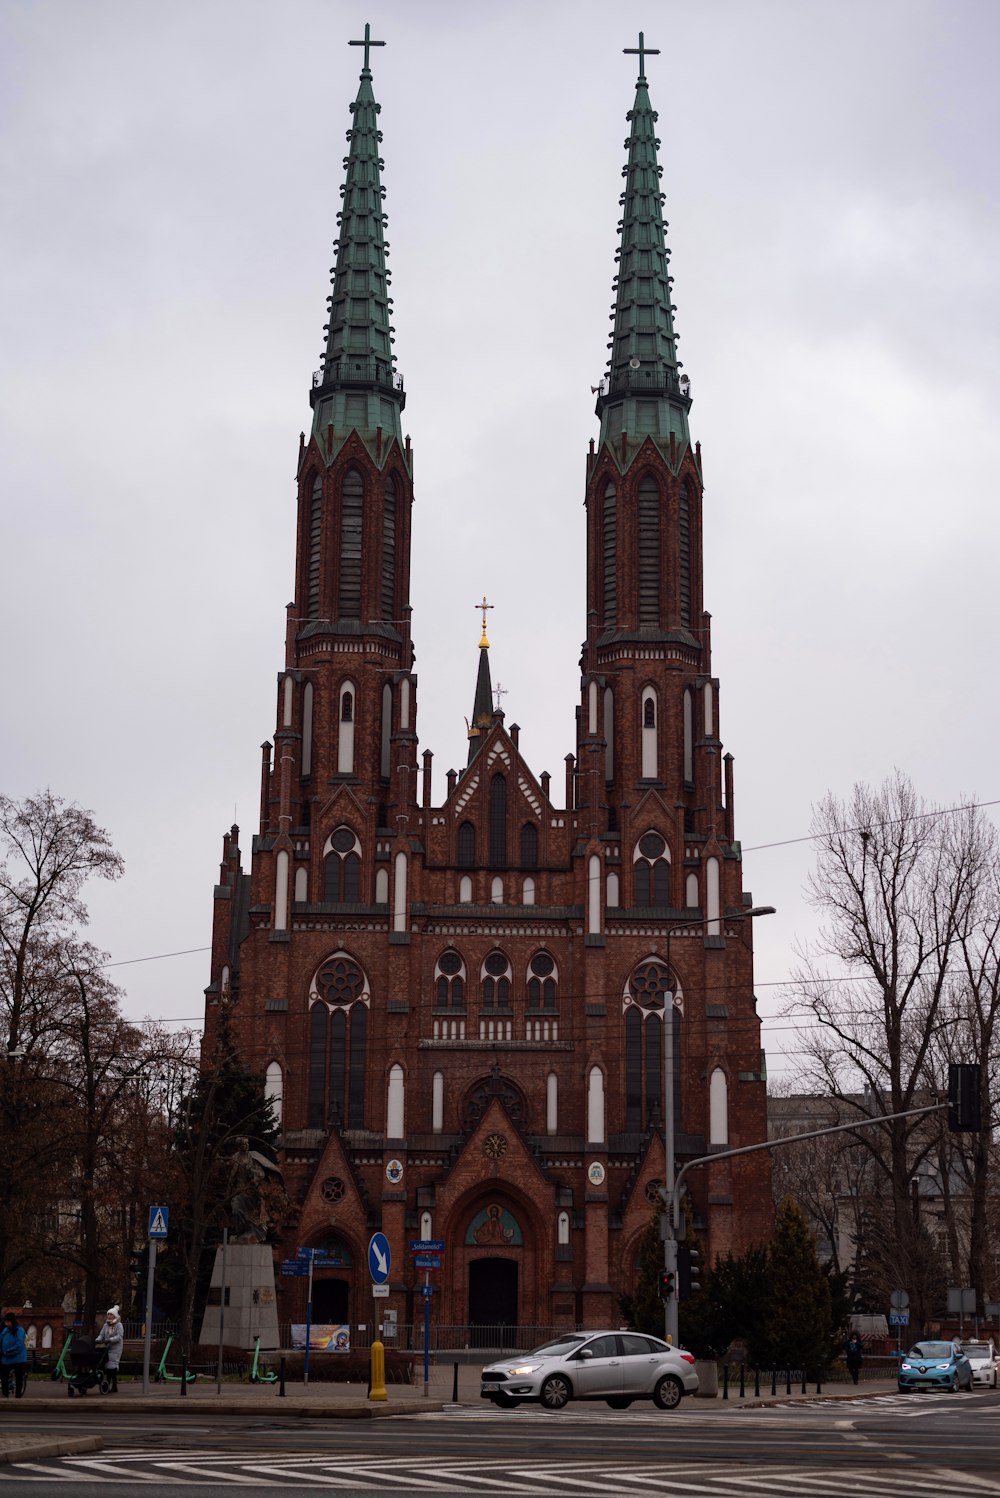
[66,1336,110,1396]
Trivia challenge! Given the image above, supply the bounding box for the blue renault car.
[898,1340,973,1392]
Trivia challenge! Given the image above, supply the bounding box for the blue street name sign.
[148,1206,169,1239]
[368,1231,391,1284]
[281,1260,310,1277]
[413,1254,442,1271]
[409,1239,445,1253]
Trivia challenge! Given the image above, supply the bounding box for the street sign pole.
[423,1271,430,1397]
[304,1251,314,1385]
[141,1240,156,1395]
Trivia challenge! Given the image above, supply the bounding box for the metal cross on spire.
[349,22,385,72]
[475,595,494,648]
[623,30,660,81]
[493,682,508,712]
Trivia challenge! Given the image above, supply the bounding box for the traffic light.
[678,1243,701,1298]
[658,1269,675,1300]
[948,1062,982,1132]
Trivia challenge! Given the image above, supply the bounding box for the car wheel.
[898,1384,911,1393]
[540,1374,571,1411]
[605,1397,633,1409]
[653,1375,683,1411]
[949,1374,958,1392]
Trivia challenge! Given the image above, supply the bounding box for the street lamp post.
[661,904,775,1344]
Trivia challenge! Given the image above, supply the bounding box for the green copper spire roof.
[310,25,404,453]
[595,33,691,466]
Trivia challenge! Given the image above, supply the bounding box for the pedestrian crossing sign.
[148,1205,169,1239]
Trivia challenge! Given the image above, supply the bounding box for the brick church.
[204,29,773,1339]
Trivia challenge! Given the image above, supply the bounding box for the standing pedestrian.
[1,1313,28,1398]
[96,1305,124,1392]
[845,1331,864,1386]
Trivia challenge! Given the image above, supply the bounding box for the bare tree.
[787,773,986,1331]
[0,790,123,1056]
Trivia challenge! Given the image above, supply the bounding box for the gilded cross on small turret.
[349,22,385,72]
[624,30,660,81]
[475,595,494,648]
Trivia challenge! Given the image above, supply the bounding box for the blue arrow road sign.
[148,1206,169,1239]
[368,1232,391,1284]
[409,1239,445,1252]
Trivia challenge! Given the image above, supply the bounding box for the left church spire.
[310,24,405,456]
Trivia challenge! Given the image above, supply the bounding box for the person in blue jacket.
[1,1312,28,1398]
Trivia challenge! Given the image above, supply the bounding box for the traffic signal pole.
[661,1097,952,1344]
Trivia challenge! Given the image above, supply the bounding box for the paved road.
[1,1388,1000,1494]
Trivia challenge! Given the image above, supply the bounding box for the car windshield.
[529,1336,587,1357]
[908,1342,953,1358]
[964,1344,991,1358]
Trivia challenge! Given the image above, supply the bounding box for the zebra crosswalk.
[3,1449,1000,1494]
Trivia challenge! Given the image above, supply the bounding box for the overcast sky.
[2,0,998,1083]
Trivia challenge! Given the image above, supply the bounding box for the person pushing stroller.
[95,1305,123,1392]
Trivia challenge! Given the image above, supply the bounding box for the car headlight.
[507,1364,541,1376]
[900,1362,912,1370]
[935,1363,950,1370]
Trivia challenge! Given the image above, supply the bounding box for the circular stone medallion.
[587,1161,607,1186]
[385,1158,404,1184]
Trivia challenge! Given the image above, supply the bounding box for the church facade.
[204,32,773,1340]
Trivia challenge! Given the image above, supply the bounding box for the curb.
[0,1437,102,1465]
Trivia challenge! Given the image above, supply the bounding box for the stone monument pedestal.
[197,1242,279,1350]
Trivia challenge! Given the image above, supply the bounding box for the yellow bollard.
[368,1338,388,1401]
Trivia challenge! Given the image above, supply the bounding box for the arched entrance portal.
[313,1278,349,1325]
[468,1259,517,1348]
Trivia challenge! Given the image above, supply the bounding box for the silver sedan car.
[480,1330,699,1411]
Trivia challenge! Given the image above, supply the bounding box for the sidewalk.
[0,1370,904,1465]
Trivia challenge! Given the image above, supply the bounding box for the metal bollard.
[739,1363,745,1399]
[451,1363,459,1403]
[770,1368,776,1396]
[722,1364,729,1400]
[278,1356,286,1398]
[754,1367,760,1397]
[785,1369,791,1395]
[816,1372,821,1394]
[801,1369,806,1394]
[180,1358,187,1396]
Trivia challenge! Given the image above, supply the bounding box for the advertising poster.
[290,1324,350,1351]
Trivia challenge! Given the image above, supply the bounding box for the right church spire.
[596,32,692,469]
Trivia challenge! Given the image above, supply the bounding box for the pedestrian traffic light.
[678,1243,702,1298]
[658,1269,675,1300]
[948,1062,982,1132]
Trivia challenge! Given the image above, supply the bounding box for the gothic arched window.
[309,952,371,1129]
[338,467,363,619]
[381,474,396,621]
[638,473,660,624]
[435,949,466,1010]
[520,822,538,869]
[323,826,362,903]
[633,830,670,907]
[602,479,617,627]
[679,479,692,627]
[457,820,475,868]
[481,951,511,1012]
[526,952,557,1010]
[625,958,678,1132]
[489,774,507,867]
[307,473,323,619]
